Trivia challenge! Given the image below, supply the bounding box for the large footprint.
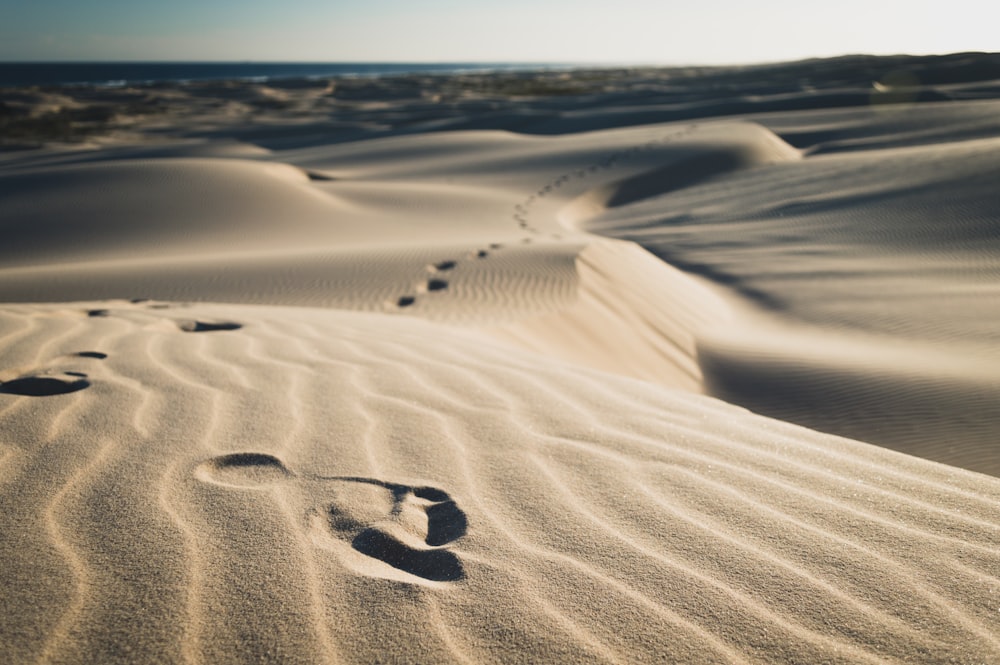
[0,351,107,397]
[196,453,467,583]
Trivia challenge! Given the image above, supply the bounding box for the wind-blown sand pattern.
[2,54,1000,663]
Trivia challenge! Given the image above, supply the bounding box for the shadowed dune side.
[760,99,1000,155]
[0,139,274,173]
[697,327,1000,476]
[490,238,732,391]
[572,109,1000,476]
[559,121,801,227]
[0,302,998,664]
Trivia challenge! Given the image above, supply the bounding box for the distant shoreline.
[0,61,581,88]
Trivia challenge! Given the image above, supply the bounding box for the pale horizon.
[3,0,997,66]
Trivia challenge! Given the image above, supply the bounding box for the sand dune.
[3,55,1000,663]
[576,111,1000,473]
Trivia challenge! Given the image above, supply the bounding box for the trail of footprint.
[511,124,701,236]
[85,303,242,333]
[196,453,467,583]
[394,263,455,310]
[391,241,504,312]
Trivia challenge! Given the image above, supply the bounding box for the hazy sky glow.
[1,0,996,64]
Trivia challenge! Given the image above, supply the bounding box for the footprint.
[177,320,243,333]
[397,295,416,308]
[0,372,90,396]
[87,309,110,318]
[332,481,466,582]
[488,243,503,250]
[196,453,467,583]
[424,279,448,293]
[473,250,489,259]
[0,349,109,397]
[305,170,334,182]
[429,260,457,273]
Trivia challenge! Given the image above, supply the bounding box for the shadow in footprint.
[87,309,110,318]
[352,528,463,582]
[177,320,243,333]
[425,279,448,292]
[431,260,457,272]
[330,481,467,582]
[397,296,416,308]
[0,373,90,396]
[424,498,468,546]
[199,452,292,485]
[76,351,108,359]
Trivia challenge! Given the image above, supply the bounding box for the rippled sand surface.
[2,53,1000,663]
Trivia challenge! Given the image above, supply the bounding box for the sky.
[0,0,996,65]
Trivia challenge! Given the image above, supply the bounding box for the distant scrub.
[444,72,625,98]
[0,99,155,148]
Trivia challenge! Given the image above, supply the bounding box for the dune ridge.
[572,109,1000,474]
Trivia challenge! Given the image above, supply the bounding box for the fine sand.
[2,54,1000,663]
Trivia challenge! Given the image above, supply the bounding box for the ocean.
[0,62,566,88]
